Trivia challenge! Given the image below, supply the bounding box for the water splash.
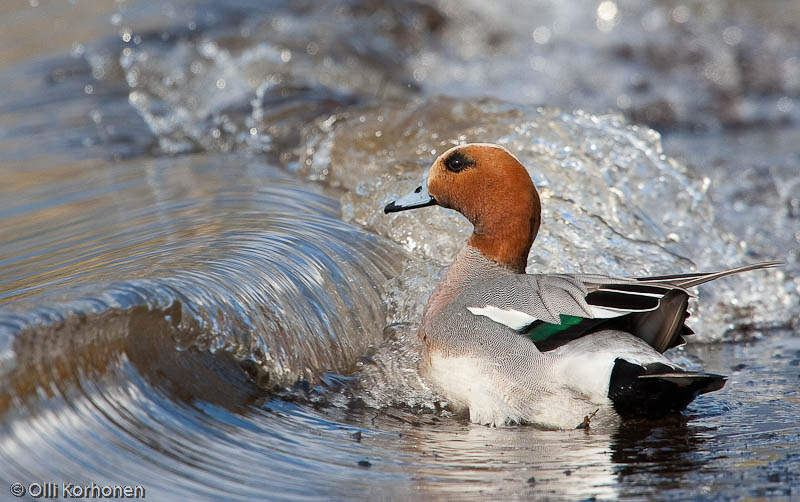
[0,155,402,405]
[297,97,798,340]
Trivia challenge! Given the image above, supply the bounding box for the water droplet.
[532,26,551,44]
[70,42,85,58]
[671,5,690,24]
[722,26,743,46]
[597,1,618,22]
[776,96,793,113]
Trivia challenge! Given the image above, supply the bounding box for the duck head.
[385,143,541,273]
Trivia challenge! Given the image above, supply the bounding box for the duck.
[383,143,779,429]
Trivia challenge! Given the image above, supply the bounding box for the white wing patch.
[587,305,639,319]
[596,287,665,298]
[469,304,646,327]
[466,306,539,331]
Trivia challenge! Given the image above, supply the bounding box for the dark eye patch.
[444,151,475,173]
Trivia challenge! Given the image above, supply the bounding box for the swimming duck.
[384,143,778,429]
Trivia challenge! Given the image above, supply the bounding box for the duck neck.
[468,229,531,274]
[466,204,539,274]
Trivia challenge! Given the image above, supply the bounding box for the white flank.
[467,306,538,330]
[552,352,618,403]
[428,351,613,428]
[426,353,518,425]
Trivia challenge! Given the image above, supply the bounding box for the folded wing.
[464,261,779,353]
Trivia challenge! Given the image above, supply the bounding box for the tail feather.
[629,290,689,353]
[633,261,782,288]
[608,359,727,419]
[623,261,780,352]
[676,261,782,288]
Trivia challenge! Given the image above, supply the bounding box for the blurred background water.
[0,0,798,500]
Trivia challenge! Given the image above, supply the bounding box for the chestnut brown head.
[385,144,541,272]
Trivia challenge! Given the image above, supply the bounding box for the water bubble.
[216,79,226,89]
[671,5,690,24]
[532,26,551,45]
[597,1,620,32]
[199,40,219,58]
[280,50,292,63]
[776,96,793,113]
[722,26,743,46]
[597,1,619,22]
[70,42,85,58]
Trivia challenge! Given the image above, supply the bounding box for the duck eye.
[445,152,472,173]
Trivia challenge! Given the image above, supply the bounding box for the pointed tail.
[633,261,782,288]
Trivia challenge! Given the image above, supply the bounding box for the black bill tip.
[384,201,402,214]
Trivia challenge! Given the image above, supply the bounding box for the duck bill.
[384,170,437,213]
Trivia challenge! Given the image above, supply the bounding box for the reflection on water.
[5,338,796,500]
[0,0,798,500]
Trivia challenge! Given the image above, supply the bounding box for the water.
[1,0,798,500]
